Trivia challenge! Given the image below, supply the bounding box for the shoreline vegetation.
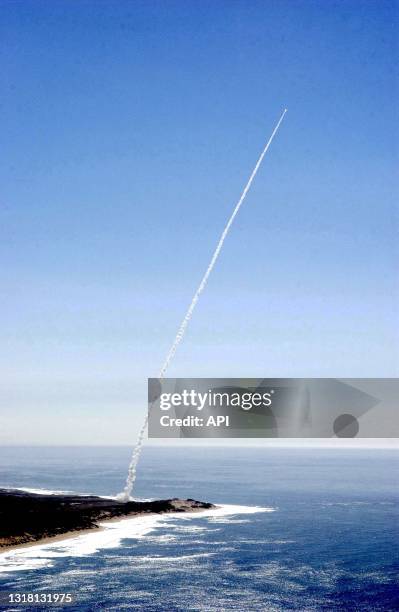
[0,489,215,551]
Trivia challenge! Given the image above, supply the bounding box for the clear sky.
[1,0,398,445]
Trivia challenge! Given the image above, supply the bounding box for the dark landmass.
[0,489,215,549]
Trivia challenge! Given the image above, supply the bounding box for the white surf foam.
[3,487,77,496]
[0,504,273,573]
[1,487,154,502]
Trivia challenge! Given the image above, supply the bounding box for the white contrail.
[119,109,287,500]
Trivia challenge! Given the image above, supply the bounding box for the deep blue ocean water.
[0,446,398,611]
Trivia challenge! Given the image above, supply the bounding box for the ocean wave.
[2,487,77,496]
[132,552,216,563]
[321,501,395,507]
[0,504,274,574]
[1,486,155,503]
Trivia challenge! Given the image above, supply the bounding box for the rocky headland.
[0,489,215,549]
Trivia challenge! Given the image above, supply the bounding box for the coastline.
[1,504,220,553]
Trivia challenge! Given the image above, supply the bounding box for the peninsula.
[0,489,215,549]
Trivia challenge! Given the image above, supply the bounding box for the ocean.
[0,446,398,611]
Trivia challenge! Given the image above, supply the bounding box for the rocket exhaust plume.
[118,109,287,501]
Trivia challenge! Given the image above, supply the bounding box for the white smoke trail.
[119,109,287,500]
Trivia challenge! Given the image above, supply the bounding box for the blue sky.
[1,0,398,444]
